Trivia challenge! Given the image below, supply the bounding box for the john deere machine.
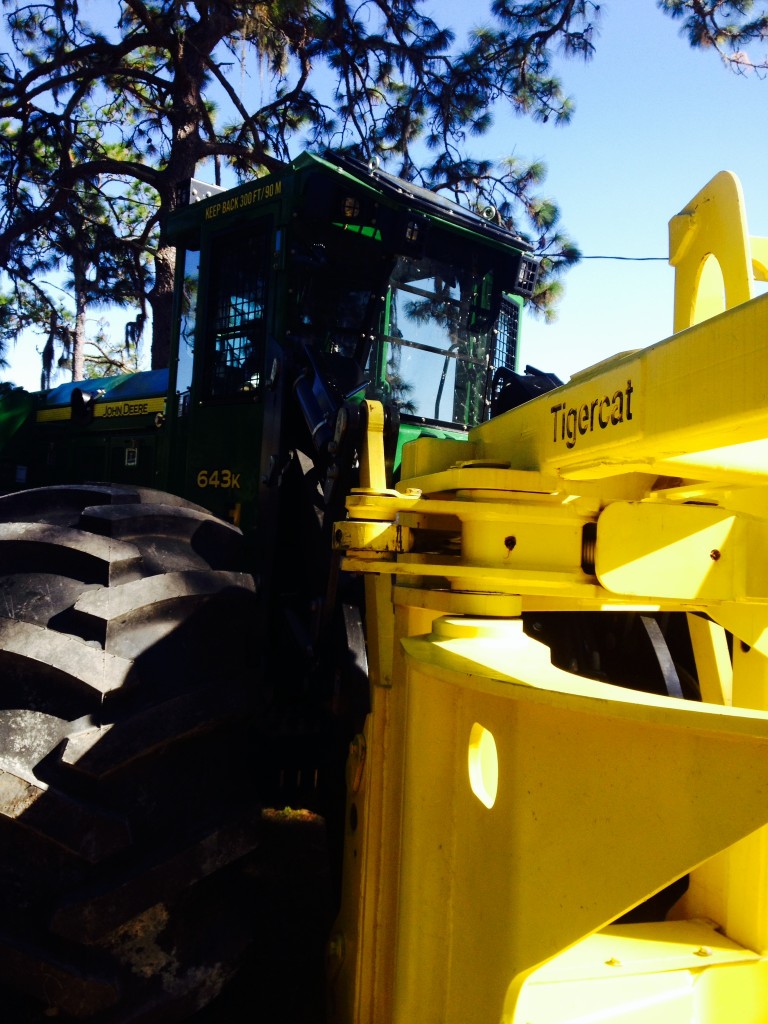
[2,152,768,1024]
[0,151,538,1021]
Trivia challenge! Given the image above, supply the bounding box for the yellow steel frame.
[329,174,768,1023]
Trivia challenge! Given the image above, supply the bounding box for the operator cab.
[166,152,538,527]
[285,153,537,433]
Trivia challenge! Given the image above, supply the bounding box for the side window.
[205,226,271,398]
[176,248,199,409]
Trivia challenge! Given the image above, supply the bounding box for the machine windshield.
[367,255,497,427]
[287,217,521,431]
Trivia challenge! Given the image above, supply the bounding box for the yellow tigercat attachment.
[330,173,768,1024]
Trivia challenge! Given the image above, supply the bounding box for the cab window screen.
[205,227,270,397]
[492,297,520,375]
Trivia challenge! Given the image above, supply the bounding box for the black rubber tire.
[0,485,264,1022]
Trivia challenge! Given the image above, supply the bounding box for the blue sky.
[3,1,767,389]
[498,2,768,379]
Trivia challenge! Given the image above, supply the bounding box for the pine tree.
[0,0,594,374]
[658,1,768,74]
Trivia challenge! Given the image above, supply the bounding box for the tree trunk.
[149,238,177,370]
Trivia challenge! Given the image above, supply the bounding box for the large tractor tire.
[0,485,266,1022]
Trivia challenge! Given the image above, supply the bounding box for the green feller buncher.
[0,151,539,1021]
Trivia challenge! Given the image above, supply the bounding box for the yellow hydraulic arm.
[329,172,768,1024]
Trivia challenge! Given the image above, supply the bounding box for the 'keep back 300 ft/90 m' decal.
[550,379,634,451]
